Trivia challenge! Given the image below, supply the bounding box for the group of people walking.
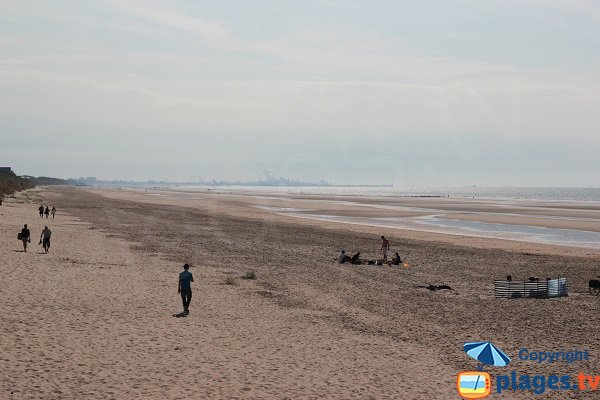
[17,206,403,318]
[18,206,57,253]
[337,235,403,266]
[24,203,196,316]
[38,205,56,219]
[19,224,52,253]
[15,202,198,318]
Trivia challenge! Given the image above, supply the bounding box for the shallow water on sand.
[138,189,600,249]
[279,212,600,250]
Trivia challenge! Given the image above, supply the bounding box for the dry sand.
[1,186,599,399]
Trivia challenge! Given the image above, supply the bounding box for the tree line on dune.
[0,169,67,198]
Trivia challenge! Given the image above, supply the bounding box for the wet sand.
[1,186,599,399]
[90,187,600,256]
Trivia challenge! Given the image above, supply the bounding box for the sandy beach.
[90,187,600,256]
[2,186,599,399]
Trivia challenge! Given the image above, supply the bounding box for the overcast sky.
[1,0,599,186]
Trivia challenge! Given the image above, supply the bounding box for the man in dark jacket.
[20,224,31,252]
[178,264,194,315]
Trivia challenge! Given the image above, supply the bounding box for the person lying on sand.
[418,284,452,291]
[337,250,352,264]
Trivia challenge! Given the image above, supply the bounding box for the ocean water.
[176,185,600,203]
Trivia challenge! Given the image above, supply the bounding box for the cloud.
[525,0,600,21]
[1,0,599,183]
[103,0,250,51]
[103,0,522,84]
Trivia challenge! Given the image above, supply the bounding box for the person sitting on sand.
[381,236,390,261]
[351,252,362,265]
[388,252,402,266]
[20,224,31,252]
[51,206,57,219]
[178,263,194,315]
[337,250,352,264]
[39,226,52,254]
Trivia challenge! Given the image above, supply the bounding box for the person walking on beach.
[20,224,31,252]
[38,205,44,218]
[51,206,57,219]
[39,226,52,254]
[381,236,390,261]
[44,206,50,219]
[178,263,194,315]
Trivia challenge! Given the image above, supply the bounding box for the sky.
[1,0,599,186]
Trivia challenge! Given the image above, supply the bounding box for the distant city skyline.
[1,1,599,186]
[65,174,336,186]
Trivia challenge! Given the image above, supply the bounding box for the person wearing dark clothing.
[389,252,402,266]
[44,206,50,219]
[38,205,44,218]
[178,263,194,315]
[351,252,362,264]
[337,250,352,264]
[20,224,31,252]
[40,226,52,254]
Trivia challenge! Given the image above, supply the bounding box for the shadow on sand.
[172,312,188,318]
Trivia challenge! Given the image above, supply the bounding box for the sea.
[177,185,600,203]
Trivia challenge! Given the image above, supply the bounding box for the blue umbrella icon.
[464,341,511,367]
